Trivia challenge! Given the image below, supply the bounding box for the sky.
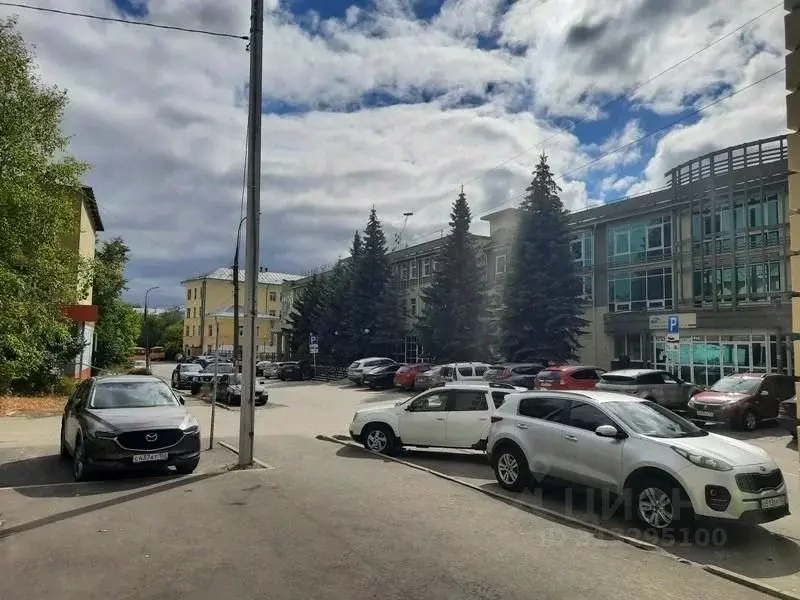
[0,0,787,308]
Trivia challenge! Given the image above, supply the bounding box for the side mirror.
[595,424,620,438]
[760,389,770,397]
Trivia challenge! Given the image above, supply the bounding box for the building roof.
[81,186,104,232]
[205,304,279,319]
[183,267,305,286]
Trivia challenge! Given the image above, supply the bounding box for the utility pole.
[239,0,264,467]
[209,316,219,450]
[144,286,160,371]
[199,277,207,353]
[233,216,246,371]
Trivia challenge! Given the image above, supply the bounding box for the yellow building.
[62,187,104,379]
[181,267,304,356]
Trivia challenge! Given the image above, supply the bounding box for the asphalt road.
[0,434,782,600]
[0,366,797,598]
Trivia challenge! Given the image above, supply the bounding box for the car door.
[756,376,791,419]
[515,396,572,481]
[440,365,455,382]
[398,390,450,446]
[64,380,90,451]
[444,390,492,448]
[559,401,625,491]
[659,371,689,406]
[569,368,601,390]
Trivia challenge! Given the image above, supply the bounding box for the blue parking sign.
[667,315,679,334]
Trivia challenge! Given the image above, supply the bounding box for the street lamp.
[233,216,246,370]
[144,286,160,370]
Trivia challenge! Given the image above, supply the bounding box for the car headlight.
[180,414,200,434]
[687,398,696,408]
[672,446,732,471]
[91,430,117,439]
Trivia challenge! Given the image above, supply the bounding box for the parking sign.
[667,315,679,335]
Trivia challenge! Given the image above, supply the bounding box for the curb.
[316,435,800,600]
[216,441,274,470]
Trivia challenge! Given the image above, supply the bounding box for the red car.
[394,363,432,391]
[533,365,606,390]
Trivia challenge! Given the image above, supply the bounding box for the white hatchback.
[487,390,789,529]
[349,384,516,453]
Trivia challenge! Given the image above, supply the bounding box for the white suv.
[349,384,515,454]
[487,390,789,529]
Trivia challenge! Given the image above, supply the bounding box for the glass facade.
[608,267,673,313]
[579,274,593,303]
[571,230,594,268]
[692,261,784,305]
[691,192,784,254]
[608,216,671,266]
[651,333,786,387]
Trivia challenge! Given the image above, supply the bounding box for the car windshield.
[709,376,761,394]
[202,364,233,373]
[603,400,708,438]
[182,364,201,372]
[90,381,180,409]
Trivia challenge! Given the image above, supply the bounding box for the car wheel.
[59,420,69,459]
[492,444,529,492]
[175,458,199,475]
[73,436,90,482]
[630,475,693,530]
[363,424,395,454]
[740,409,758,432]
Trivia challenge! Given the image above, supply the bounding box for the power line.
[0,2,249,40]
[399,1,782,222]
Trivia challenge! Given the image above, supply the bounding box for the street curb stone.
[316,434,800,600]
[216,441,275,470]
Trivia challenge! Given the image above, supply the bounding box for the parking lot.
[1,366,798,598]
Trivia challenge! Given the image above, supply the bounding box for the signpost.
[666,314,679,374]
[309,334,318,376]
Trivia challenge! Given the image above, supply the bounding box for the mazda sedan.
[60,375,201,481]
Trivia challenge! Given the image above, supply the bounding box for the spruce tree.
[499,154,587,362]
[287,274,326,356]
[417,189,485,361]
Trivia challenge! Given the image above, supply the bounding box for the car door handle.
[436,417,445,421]
[478,417,488,421]
[564,435,578,442]
[516,423,529,430]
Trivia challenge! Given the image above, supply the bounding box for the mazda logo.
[145,432,158,442]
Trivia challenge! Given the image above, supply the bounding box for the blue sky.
[5,0,785,306]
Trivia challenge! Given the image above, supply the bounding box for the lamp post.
[232,215,246,370]
[144,286,160,371]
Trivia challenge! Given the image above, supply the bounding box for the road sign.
[309,343,319,354]
[666,341,680,352]
[667,315,679,335]
[309,334,318,345]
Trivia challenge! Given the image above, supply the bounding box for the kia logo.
[145,432,158,442]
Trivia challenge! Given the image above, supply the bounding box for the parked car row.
[348,383,791,530]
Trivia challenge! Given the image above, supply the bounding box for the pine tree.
[499,154,587,362]
[317,258,354,361]
[287,274,326,356]
[417,189,485,361]
[351,209,394,357]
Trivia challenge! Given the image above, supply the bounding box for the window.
[410,261,418,279]
[440,366,454,378]
[491,391,509,408]
[608,267,672,312]
[518,397,569,422]
[474,365,488,376]
[269,310,276,316]
[571,230,594,268]
[193,288,197,300]
[193,307,197,318]
[239,326,244,336]
[410,298,417,316]
[693,261,784,304]
[208,325,213,337]
[457,366,472,376]
[185,326,189,336]
[186,289,191,300]
[495,254,507,276]
[410,391,448,412]
[452,391,488,411]
[608,216,671,265]
[579,275,593,302]
[401,263,409,280]
[433,260,440,273]
[570,369,600,381]
[256,326,260,336]
[636,373,666,385]
[192,326,196,336]
[423,259,431,277]
[613,334,643,361]
[269,291,277,302]
[186,309,191,319]
[569,403,614,432]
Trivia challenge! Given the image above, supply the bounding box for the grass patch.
[0,395,66,417]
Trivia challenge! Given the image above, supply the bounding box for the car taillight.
[490,415,503,423]
[779,404,787,417]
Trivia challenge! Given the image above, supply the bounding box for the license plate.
[760,495,787,510]
[695,410,714,417]
[132,452,168,463]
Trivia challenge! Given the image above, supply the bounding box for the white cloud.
[0,0,786,305]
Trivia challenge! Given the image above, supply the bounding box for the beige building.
[181,267,304,356]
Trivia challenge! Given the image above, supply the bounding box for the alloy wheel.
[743,411,758,431]
[637,487,673,529]
[366,429,388,452]
[73,440,85,481]
[496,452,519,486]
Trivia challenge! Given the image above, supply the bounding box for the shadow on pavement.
[333,443,800,582]
[715,423,793,443]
